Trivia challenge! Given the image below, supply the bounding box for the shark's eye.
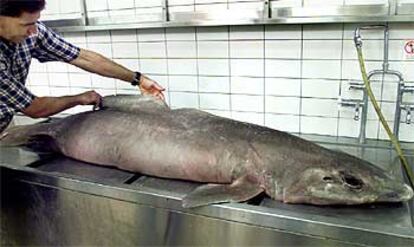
[342,174,364,190]
[323,176,333,183]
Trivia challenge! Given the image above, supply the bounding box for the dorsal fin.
[101,95,170,114]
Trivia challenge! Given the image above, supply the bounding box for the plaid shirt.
[0,22,80,132]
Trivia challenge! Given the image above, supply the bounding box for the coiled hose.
[355,46,414,189]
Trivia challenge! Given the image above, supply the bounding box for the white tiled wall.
[32,5,414,143]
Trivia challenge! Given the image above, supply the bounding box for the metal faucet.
[351,24,405,143]
[400,85,414,125]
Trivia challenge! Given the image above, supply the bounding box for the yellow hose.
[356,47,414,188]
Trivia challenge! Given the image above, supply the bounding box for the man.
[0,0,165,132]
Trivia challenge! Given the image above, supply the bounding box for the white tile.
[45,0,60,14]
[169,0,195,6]
[135,0,163,7]
[303,40,342,59]
[304,0,343,6]
[229,26,264,40]
[170,92,199,108]
[365,120,380,139]
[86,0,108,11]
[111,30,137,42]
[86,31,111,43]
[343,39,383,60]
[381,82,398,102]
[116,79,135,91]
[28,85,50,96]
[389,23,414,40]
[265,59,301,78]
[48,73,69,87]
[265,25,302,40]
[87,43,113,58]
[139,42,166,58]
[339,102,362,119]
[231,77,264,95]
[265,40,302,59]
[169,76,198,91]
[231,95,264,112]
[140,59,168,74]
[345,0,387,5]
[63,32,86,44]
[338,118,360,138]
[367,102,396,122]
[194,3,226,12]
[265,114,300,133]
[198,59,229,76]
[302,60,341,79]
[200,94,230,110]
[231,59,264,77]
[167,41,197,58]
[205,110,232,119]
[116,89,141,95]
[168,59,197,75]
[60,0,81,14]
[49,87,71,97]
[302,79,340,98]
[28,73,49,86]
[303,24,343,39]
[112,43,139,58]
[108,0,135,10]
[265,96,300,114]
[47,62,68,73]
[230,41,264,58]
[265,78,301,96]
[138,29,166,42]
[198,41,229,58]
[69,73,91,88]
[166,27,196,41]
[199,76,230,93]
[113,59,140,71]
[231,112,264,126]
[91,75,116,89]
[197,26,229,40]
[342,60,382,81]
[301,98,339,117]
[399,122,414,142]
[300,116,338,136]
[30,60,48,73]
[271,0,302,8]
[389,62,414,81]
[389,40,409,61]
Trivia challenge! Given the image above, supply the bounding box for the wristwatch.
[131,71,142,86]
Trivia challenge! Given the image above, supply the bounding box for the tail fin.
[0,123,54,147]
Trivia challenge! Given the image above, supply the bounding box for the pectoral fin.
[182,175,264,208]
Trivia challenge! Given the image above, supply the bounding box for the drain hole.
[124,174,142,184]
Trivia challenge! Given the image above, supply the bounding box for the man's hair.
[0,0,45,17]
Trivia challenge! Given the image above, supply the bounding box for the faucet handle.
[348,81,365,91]
[338,98,363,121]
[403,105,414,125]
[402,85,414,94]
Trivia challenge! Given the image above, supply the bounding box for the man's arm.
[22,91,101,118]
[69,49,165,100]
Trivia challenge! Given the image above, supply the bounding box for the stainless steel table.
[1,136,413,246]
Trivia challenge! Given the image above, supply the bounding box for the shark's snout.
[378,184,414,202]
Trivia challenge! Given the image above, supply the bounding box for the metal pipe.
[353,24,407,143]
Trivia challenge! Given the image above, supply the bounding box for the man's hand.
[139,75,165,101]
[77,90,102,108]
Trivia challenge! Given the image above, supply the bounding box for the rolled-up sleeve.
[32,22,80,63]
[0,70,35,132]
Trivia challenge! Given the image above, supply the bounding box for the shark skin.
[1,95,413,208]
